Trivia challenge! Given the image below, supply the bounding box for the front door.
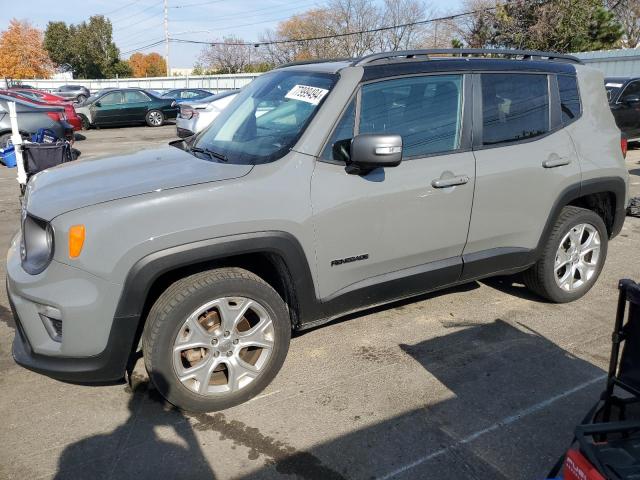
[91,91,124,126]
[311,74,475,300]
[610,80,640,139]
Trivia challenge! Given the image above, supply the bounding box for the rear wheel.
[524,206,608,303]
[76,94,87,103]
[142,268,291,412]
[146,109,164,127]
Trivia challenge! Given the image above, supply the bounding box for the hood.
[26,145,253,220]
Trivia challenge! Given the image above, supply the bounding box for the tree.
[44,15,126,79]
[199,36,253,73]
[492,0,622,52]
[452,0,497,48]
[0,19,54,79]
[259,0,433,65]
[606,0,640,48]
[129,52,166,77]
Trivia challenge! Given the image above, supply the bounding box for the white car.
[176,90,237,138]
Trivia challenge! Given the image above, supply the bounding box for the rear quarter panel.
[567,65,629,203]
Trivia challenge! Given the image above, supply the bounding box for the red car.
[0,89,82,131]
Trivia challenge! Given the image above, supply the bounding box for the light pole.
[164,0,170,76]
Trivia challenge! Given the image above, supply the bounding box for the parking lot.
[0,125,639,480]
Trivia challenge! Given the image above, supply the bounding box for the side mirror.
[94,101,102,107]
[347,133,402,174]
[623,94,640,106]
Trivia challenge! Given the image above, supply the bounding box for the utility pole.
[164,0,170,76]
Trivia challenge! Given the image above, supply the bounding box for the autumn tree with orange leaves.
[0,19,54,79]
[128,52,167,77]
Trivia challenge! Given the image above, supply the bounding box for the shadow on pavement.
[480,275,550,303]
[50,321,604,480]
[53,374,216,480]
[238,319,604,480]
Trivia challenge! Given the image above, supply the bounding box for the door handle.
[431,175,470,188]
[542,156,571,168]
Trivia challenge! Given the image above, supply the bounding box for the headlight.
[21,214,54,275]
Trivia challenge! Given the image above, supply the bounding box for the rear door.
[122,90,151,122]
[91,91,124,125]
[311,73,476,300]
[463,72,581,278]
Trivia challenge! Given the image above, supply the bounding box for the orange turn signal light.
[68,225,85,258]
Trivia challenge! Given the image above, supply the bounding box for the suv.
[605,76,640,141]
[53,85,91,103]
[8,49,629,412]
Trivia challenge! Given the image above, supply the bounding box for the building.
[574,49,640,76]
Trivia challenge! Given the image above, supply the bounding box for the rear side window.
[481,73,549,145]
[558,75,581,124]
[359,74,463,157]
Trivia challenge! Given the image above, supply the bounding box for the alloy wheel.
[172,297,275,395]
[554,223,601,292]
[148,111,163,126]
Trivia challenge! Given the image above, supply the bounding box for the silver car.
[176,90,237,137]
[8,49,629,413]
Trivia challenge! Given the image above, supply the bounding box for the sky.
[0,0,463,69]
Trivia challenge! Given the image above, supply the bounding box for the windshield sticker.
[606,83,623,88]
[285,85,329,105]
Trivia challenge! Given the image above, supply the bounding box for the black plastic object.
[22,141,73,176]
[628,197,640,218]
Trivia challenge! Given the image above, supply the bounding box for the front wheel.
[524,206,608,303]
[142,268,291,412]
[146,109,164,127]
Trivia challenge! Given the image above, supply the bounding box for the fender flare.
[534,176,627,258]
[113,231,319,322]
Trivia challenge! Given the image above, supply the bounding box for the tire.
[78,114,90,130]
[76,94,87,103]
[142,267,291,412]
[145,109,164,127]
[0,133,11,149]
[523,206,608,303]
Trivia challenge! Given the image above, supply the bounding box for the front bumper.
[11,295,138,384]
[7,235,138,384]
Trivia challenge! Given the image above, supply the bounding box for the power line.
[121,38,166,55]
[172,0,319,23]
[169,0,225,8]
[170,8,495,47]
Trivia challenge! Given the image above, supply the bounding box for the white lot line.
[377,374,606,480]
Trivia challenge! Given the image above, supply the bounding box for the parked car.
[75,88,178,128]
[11,88,68,104]
[0,94,72,148]
[162,88,214,103]
[0,90,82,131]
[176,90,237,137]
[53,85,91,103]
[605,76,640,141]
[8,49,629,413]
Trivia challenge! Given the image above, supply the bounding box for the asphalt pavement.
[1,125,639,480]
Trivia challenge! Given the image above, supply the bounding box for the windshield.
[192,70,336,164]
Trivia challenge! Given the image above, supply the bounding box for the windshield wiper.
[189,146,228,162]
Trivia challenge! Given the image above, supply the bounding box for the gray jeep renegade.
[8,49,630,412]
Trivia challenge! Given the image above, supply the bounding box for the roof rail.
[353,48,583,66]
[275,57,353,69]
